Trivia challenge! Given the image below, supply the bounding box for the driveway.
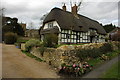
[2,44,59,78]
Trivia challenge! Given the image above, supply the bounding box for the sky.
[1,0,120,29]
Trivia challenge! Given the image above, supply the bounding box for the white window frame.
[48,22,53,28]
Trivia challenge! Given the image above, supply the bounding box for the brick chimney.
[62,3,66,11]
[71,4,77,15]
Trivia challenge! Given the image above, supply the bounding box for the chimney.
[71,4,77,15]
[62,3,66,11]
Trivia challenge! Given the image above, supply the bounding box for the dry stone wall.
[30,41,120,68]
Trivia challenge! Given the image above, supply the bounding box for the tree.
[2,17,24,40]
[103,23,116,33]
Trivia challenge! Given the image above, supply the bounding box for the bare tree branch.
[77,0,83,12]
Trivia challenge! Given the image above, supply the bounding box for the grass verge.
[101,61,119,78]
[22,50,43,62]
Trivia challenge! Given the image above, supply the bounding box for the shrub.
[99,43,113,54]
[25,39,42,52]
[4,32,17,44]
[17,38,29,43]
[43,34,58,48]
[76,43,113,61]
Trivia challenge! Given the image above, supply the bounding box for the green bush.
[17,38,29,43]
[4,32,17,44]
[43,34,58,48]
[25,39,42,52]
[99,43,113,54]
[76,43,113,61]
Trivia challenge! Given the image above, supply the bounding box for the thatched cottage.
[39,4,106,44]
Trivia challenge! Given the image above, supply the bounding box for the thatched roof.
[42,7,106,35]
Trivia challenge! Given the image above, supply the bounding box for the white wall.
[43,23,106,43]
[43,21,61,32]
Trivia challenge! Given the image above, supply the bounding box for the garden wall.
[30,41,120,68]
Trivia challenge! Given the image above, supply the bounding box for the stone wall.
[30,41,120,68]
[31,47,63,68]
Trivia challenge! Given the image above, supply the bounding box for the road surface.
[2,44,59,78]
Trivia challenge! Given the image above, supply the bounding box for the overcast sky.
[1,0,120,29]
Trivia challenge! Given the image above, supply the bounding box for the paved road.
[2,44,59,78]
[82,55,120,78]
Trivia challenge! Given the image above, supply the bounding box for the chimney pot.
[62,3,66,11]
[71,4,77,15]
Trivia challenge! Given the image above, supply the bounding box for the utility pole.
[0,8,5,42]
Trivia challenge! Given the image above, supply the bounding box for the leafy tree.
[103,23,116,33]
[2,17,24,40]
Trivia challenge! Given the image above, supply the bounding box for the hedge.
[4,32,17,44]
[76,42,113,61]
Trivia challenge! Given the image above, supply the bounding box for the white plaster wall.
[64,39,67,42]
[43,21,61,32]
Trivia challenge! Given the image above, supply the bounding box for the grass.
[101,61,120,78]
[105,50,120,60]
[57,43,87,48]
[87,57,103,66]
[22,50,43,62]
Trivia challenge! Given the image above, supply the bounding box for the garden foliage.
[43,34,58,48]
[4,32,17,44]
[76,42,113,61]
[25,39,42,52]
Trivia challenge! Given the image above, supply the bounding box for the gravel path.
[82,55,120,78]
[2,44,59,78]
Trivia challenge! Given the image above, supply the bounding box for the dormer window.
[48,22,53,28]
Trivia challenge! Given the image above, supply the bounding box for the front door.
[90,36,94,43]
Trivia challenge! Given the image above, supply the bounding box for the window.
[48,22,53,28]
[66,33,70,39]
[76,35,80,40]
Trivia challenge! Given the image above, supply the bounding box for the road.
[2,44,59,78]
